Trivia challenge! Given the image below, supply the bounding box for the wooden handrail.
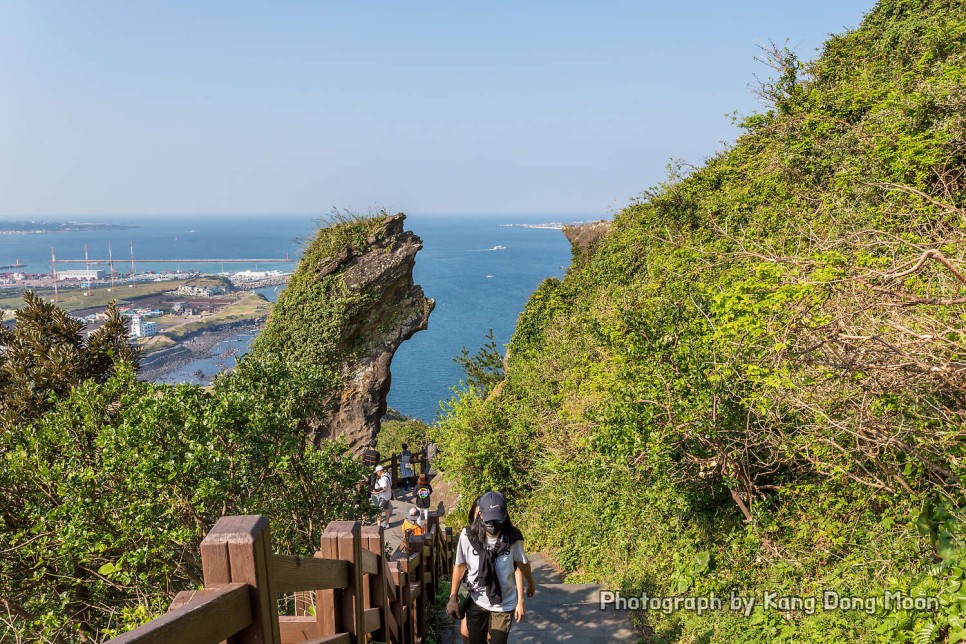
[374,445,431,486]
[271,554,349,594]
[107,510,455,644]
[110,583,251,644]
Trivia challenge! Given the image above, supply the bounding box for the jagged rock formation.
[251,212,433,454]
[315,214,434,452]
[562,220,611,264]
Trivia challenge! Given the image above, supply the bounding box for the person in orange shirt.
[401,507,425,538]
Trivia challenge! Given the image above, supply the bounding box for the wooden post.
[406,536,426,643]
[326,521,365,643]
[316,530,339,637]
[200,515,280,644]
[389,559,410,644]
[361,525,390,643]
[445,527,454,571]
[426,512,441,594]
[390,453,399,488]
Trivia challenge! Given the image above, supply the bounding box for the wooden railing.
[108,511,454,644]
[378,448,429,488]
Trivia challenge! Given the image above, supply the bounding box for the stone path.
[380,483,639,642]
[445,553,639,643]
[378,485,443,554]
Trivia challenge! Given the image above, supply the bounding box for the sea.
[0,214,581,422]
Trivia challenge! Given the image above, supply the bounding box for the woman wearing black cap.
[446,491,534,644]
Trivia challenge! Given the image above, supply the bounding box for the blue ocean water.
[0,214,577,422]
[390,215,573,421]
[0,215,309,276]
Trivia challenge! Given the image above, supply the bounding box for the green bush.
[0,356,373,641]
[377,417,430,458]
[435,1,966,640]
[0,216,394,641]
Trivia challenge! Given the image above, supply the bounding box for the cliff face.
[251,212,433,453]
[561,220,611,265]
[314,214,434,452]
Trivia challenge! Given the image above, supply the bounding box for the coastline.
[138,318,262,381]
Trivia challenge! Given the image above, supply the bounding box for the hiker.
[399,443,415,492]
[402,507,425,538]
[371,464,393,528]
[414,472,433,524]
[447,491,533,644]
[456,496,535,643]
[425,441,438,473]
[362,439,380,468]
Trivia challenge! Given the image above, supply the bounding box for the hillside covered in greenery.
[435,1,966,641]
[0,218,392,641]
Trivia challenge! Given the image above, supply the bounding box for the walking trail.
[386,485,639,643]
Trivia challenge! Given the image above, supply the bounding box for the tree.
[454,329,504,395]
[0,292,138,431]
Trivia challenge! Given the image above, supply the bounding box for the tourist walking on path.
[362,439,380,467]
[447,491,534,644]
[414,473,433,524]
[402,507,425,538]
[399,443,415,492]
[362,439,381,490]
[371,464,393,528]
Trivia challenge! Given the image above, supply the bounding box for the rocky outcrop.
[562,220,611,262]
[311,214,434,453]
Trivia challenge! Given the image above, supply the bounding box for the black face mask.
[483,520,503,534]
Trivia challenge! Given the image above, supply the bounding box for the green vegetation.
[136,332,177,354]
[0,292,138,430]
[0,217,380,641]
[250,210,390,370]
[434,1,966,641]
[377,416,431,458]
[181,274,233,290]
[162,291,271,341]
[0,280,188,312]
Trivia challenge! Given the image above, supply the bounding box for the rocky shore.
[138,318,262,381]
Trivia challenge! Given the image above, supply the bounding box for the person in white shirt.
[446,491,533,644]
[371,465,393,528]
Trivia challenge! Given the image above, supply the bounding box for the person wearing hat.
[401,507,425,539]
[371,464,393,528]
[446,491,532,644]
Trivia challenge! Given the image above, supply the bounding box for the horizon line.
[0,211,614,220]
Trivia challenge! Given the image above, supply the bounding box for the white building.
[58,269,105,281]
[129,316,157,338]
[176,283,228,297]
[231,269,282,280]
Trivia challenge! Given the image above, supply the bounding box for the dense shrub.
[0,219,383,641]
[434,1,966,640]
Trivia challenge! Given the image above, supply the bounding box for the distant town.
[499,221,591,230]
[0,269,289,380]
[0,266,288,294]
[0,220,135,235]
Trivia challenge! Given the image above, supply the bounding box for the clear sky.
[0,1,872,218]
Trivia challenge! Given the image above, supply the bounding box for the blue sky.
[0,1,871,217]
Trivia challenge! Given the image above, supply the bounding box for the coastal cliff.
[251,212,433,453]
[561,220,611,265]
[434,1,966,640]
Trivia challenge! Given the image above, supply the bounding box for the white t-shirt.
[455,528,528,612]
[373,472,392,501]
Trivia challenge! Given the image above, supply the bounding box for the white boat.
[492,245,506,250]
